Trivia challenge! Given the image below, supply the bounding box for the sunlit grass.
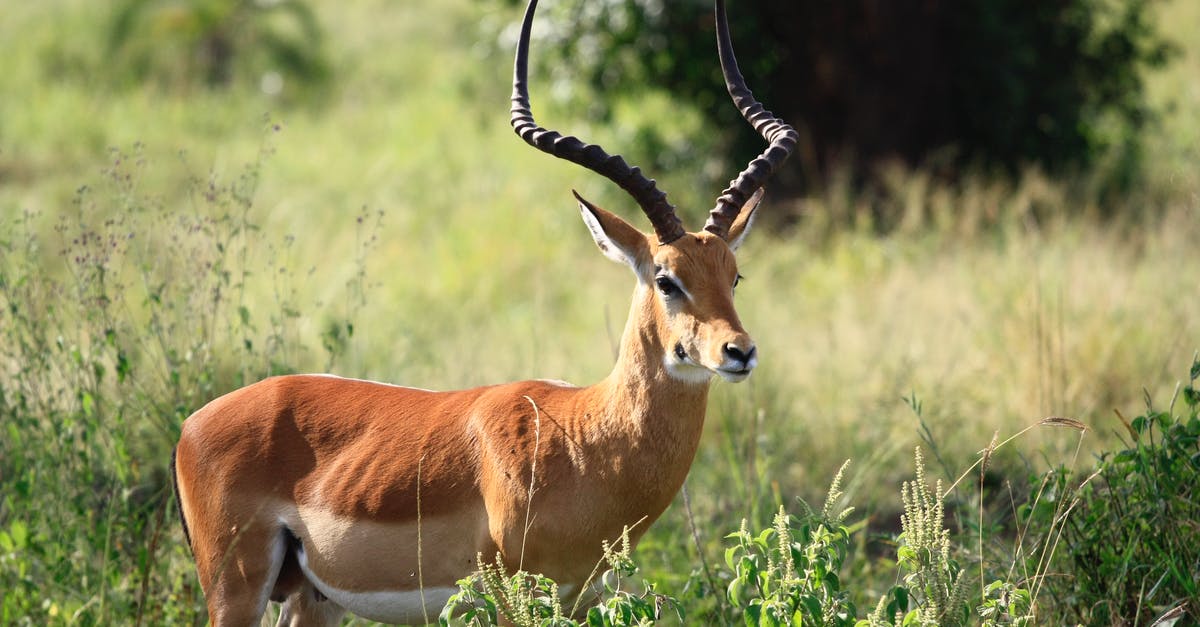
[1,0,1198,623]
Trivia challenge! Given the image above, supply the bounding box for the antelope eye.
[655,276,681,297]
[733,274,744,289]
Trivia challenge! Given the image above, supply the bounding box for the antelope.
[171,0,796,624]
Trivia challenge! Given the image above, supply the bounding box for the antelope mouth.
[716,366,754,382]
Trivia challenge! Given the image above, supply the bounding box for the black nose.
[723,343,756,364]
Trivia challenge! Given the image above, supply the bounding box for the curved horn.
[704,0,799,240]
[511,0,685,245]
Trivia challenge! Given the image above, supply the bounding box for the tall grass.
[0,134,382,623]
[1,0,1198,624]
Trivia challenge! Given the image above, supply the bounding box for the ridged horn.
[511,0,686,245]
[704,0,799,240]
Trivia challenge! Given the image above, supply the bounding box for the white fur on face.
[662,351,716,385]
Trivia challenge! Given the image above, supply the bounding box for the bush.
[721,463,858,626]
[1028,357,1200,625]
[441,527,681,626]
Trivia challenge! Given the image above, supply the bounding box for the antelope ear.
[575,191,652,278]
[725,188,764,252]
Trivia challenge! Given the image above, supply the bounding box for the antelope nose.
[723,343,756,365]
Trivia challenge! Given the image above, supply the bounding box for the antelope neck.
[591,284,710,442]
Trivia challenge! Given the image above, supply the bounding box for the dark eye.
[733,274,744,289]
[655,276,681,297]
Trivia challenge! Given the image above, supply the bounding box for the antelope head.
[511,0,797,384]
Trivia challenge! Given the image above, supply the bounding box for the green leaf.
[1183,385,1199,408]
[743,603,762,627]
[800,594,822,619]
[896,545,917,567]
[81,391,95,417]
[755,528,775,548]
[729,577,745,603]
[9,521,28,549]
[726,545,740,570]
[116,350,131,383]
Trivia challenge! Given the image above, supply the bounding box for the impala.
[172,0,797,624]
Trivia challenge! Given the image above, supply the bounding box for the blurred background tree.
[84,0,1177,215]
[105,0,331,101]
[501,0,1175,214]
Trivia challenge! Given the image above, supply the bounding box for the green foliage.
[976,581,1032,627]
[105,0,331,98]
[1028,357,1200,625]
[722,462,858,627]
[866,449,972,627]
[949,0,1174,194]
[441,527,681,626]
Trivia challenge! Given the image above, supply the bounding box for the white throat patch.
[663,354,715,385]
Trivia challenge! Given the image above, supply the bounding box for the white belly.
[284,505,486,623]
[297,544,457,623]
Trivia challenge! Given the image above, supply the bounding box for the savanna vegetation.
[1,0,1198,624]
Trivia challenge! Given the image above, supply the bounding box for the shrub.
[722,462,858,626]
[865,448,971,626]
[440,527,681,626]
[1029,357,1200,625]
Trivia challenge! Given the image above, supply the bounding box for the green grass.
[1,0,1199,624]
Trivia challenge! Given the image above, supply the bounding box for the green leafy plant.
[441,526,681,626]
[1029,357,1200,625]
[723,462,859,627]
[976,581,1032,627]
[865,448,970,627]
